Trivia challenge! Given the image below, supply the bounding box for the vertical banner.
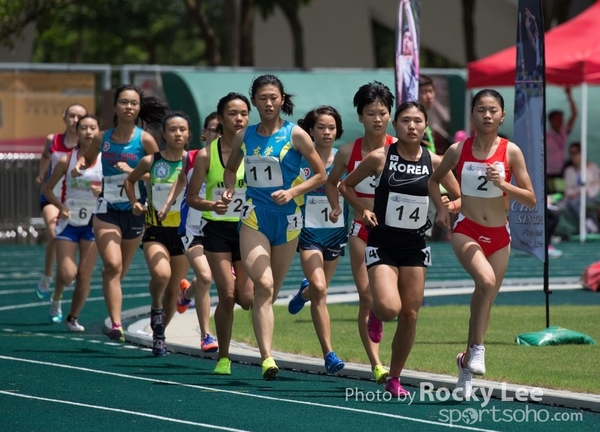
[395,0,420,103]
[510,0,546,261]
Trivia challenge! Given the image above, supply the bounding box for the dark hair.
[203,111,219,129]
[470,89,505,112]
[393,101,428,122]
[162,110,191,131]
[353,81,394,116]
[64,103,87,118]
[113,84,169,130]
[217,92,251,116]
[548,110,563,121]
[76,114,100,131]
[297,105,344,140]
[419,74,434,88]
[250,74,295,116]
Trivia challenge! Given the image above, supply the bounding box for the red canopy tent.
[467,0,600,241]
[468,0,600,87]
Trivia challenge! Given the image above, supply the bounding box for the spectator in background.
[546,87,577,193]
[418,75,436,154]
[562,142,600,233]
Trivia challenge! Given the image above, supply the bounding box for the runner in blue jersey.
[287,106,348,374]
[72,84,168,342]
[223,75,326,380]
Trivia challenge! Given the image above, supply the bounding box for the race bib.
[304,195,344,229]
[93,198,107,214]
[354,161,377,195]
[212,187,246,219]
[152,183,183,212]
[286,212,303,232]
[103,174,140,204]
[245,156,284,188]
[365,246,381,266]
[422,246,432,267]
[461,162,505,198]
[384,193,429,230]
[66,198,96,226]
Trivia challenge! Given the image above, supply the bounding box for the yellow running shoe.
[214,358,231,375]
[372,365,389,385]
[261,357,279,380]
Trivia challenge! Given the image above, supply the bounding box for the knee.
[474,275,496,294]
[218,289,236,308]
[375,305,398,322]
[196,270,212,287]
[398,307,419,326]
[102,259,122,277]
[308,281,327,303]
[253,276,274,298]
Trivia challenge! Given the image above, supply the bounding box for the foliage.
[2,0,206,64]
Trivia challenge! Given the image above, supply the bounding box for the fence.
[0,153,43,244]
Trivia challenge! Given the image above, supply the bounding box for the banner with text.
[510,0,546,261]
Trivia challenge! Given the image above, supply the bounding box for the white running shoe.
[455,352,473,399]
[66,318,85,332]
[467,344,486,375]
[36,276,52,300]
[49,298,63,323]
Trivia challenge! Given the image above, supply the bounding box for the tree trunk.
[222,0,238,66]
[239,0,254,66]
[183,0,221,66]
[277,0,304,68]
[462,0,477,62]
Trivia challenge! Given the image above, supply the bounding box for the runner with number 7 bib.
[340,101,460,397]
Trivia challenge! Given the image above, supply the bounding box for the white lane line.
[0,390,248,432]
[0,293,149,312]
[0,355,497,432]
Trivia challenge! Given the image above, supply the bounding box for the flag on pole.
[510,0,546,261]
[395,0,420,104]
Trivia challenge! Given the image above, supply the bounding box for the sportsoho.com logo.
[439,406,583,426]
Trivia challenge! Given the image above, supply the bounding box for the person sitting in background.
[562,142,600,233]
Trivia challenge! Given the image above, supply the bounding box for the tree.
[256,0,312,68]
[182,0,221,66]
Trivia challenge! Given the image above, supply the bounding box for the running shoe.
[385,377,410,397]
[372,365,389,385]
[214,358,232,375]
[48,298,63,323]
[201,334,219,353]
[467,344,486,375]
[153,335,167,356]
[456,351,473,399]
[367,310,383,343]
[177,279,192,314]
[36,276,52,300]
[288,278,309,314]
[65,317,85,332]
[324,351,345,374]
[261,357,279,381]
[150,307,165,336]
[109,323,125,342]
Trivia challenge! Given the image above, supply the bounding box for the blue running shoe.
[324,351,345,374]
[288,278,309,314]
[201,334,219,353]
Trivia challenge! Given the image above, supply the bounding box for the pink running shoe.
[367,310,383,343]
[385,377,409,397]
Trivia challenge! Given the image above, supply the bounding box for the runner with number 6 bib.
[340,101,460,397]
[42,115,102,331]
